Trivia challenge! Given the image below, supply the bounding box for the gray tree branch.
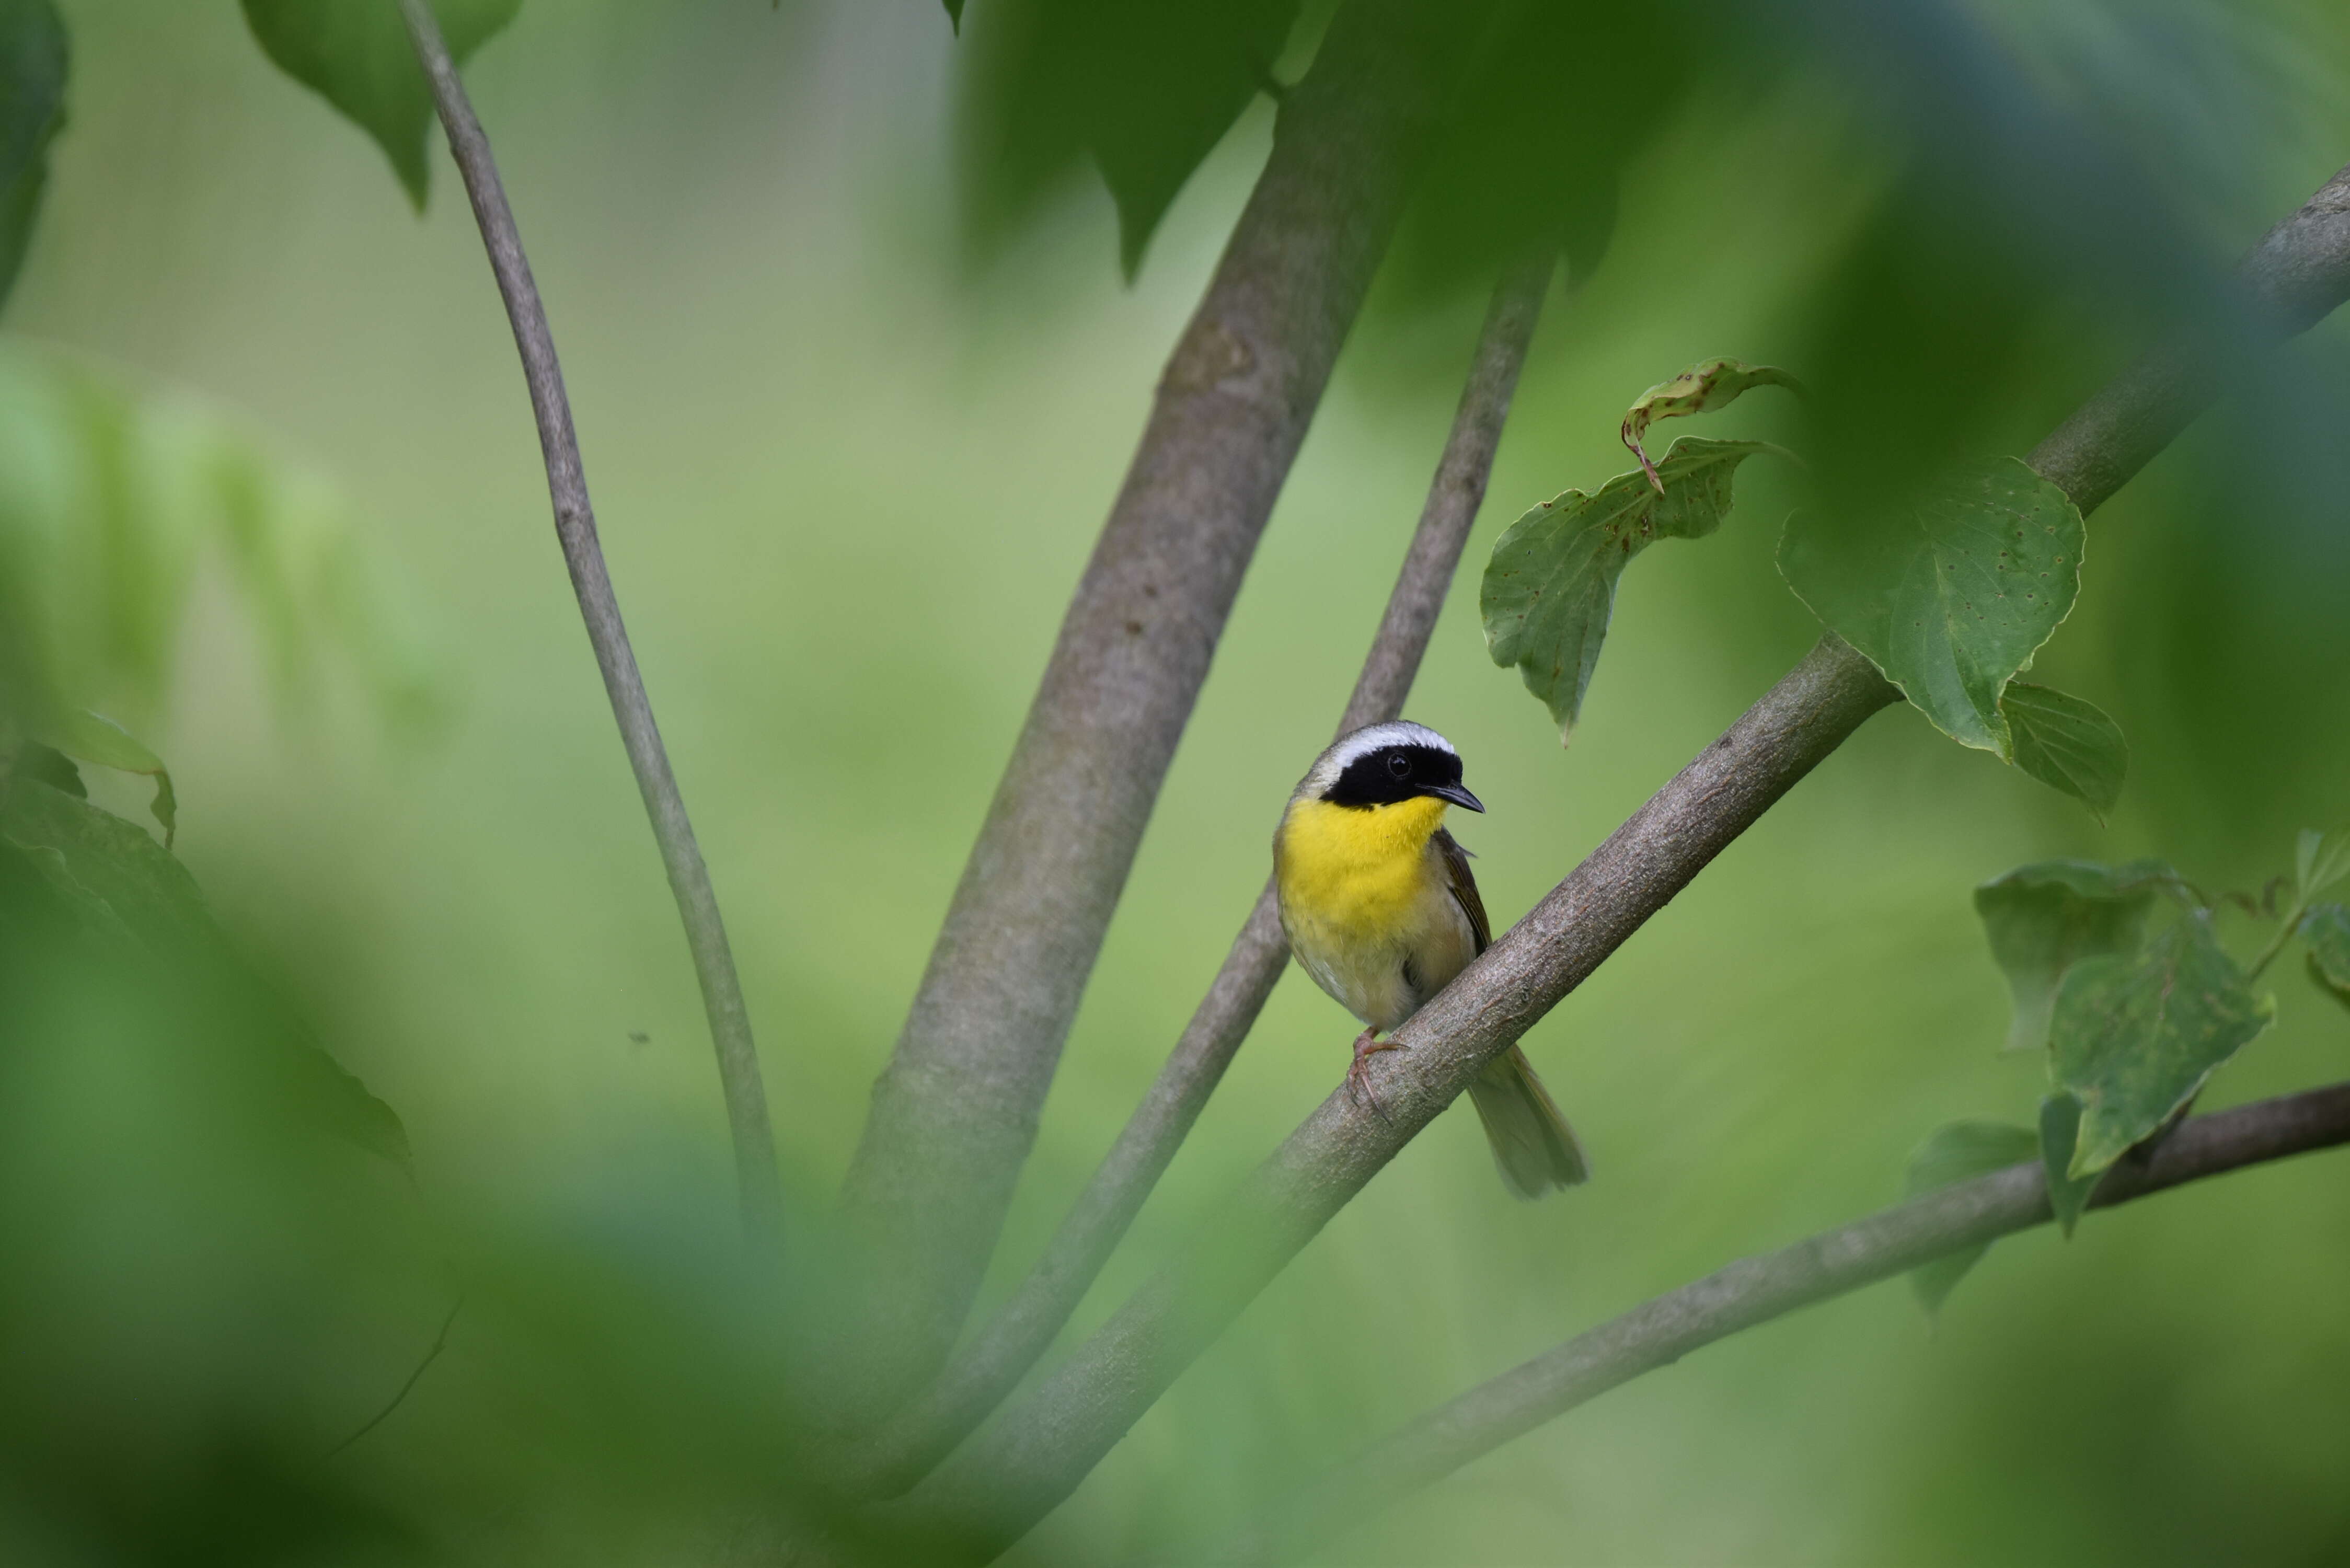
[834,0,1487,1405]
[396,0,780,1241]
[881,154,2350,1560]
[844,252,1557,1498]
[1182,1080,2350,1566]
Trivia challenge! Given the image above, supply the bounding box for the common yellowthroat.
[1274,721,1588,1198]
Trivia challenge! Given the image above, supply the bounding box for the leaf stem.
[2245,896,2308,983]
[394,0,782,1246]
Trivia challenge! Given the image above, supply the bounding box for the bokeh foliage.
[3,0,2349,1564]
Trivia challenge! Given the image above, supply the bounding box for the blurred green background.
[7,1,2350,1563]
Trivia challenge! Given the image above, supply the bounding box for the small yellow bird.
[1274,721,1588,1198]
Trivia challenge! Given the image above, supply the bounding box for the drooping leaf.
[0,0,65,314]
[1619,359,1803,492]
[33,709,175,846]
[954,0,1298,280]
[15,738,81,797]
[1974,859,2173,1053]
[1780,457,2086,756]
[2036,1092,2103,1238]
[1903,1119,2037,1316]
[2297,828,2350,903]
[2001,682,2126,820]
[2303,904,2350,1012]
[0,777,409,1164]
[2048,915,2272,1179]
[944,0,965,32]
[238,0,522,210]
[1483,437,1782,742]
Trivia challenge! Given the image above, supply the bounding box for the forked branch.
[846,251,1557,1497]
[397,0,780,1240]
[834,0,1485,1407]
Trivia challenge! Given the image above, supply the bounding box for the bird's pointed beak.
[1423,780,1484,813]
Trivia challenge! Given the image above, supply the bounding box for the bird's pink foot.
[1345,1027,1400,1120]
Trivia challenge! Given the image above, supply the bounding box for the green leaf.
[1779,457,2086,756]
[239,0,522,209]
[2036,1092,2102,1238]
[1,776,409,1164]
[0,0,66,315]
[2049,915,2272,1179]
[0,343,442,748]
[1903,1119,2037,1316]
[31,709,175,846]
[2297,828,2350,903]
[1974,859,2172,1053]
[2001,682,2126,820]
[2303,904,2350,1012]
[1619,359,1803,491]
[1482,437,1782,742]
[944,0,965,32]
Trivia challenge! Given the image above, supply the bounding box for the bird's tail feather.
[1467,1045,1589,1200]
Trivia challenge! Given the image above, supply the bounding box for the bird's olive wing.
[1435,827,1490,955]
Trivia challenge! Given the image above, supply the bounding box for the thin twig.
[1179,1081,2350,1565]
[881,153,2350,1560]
[843,252,1557,1498]
[832,0,1480,1409]
[325,1298,463,1459]
[395,0,781,1244]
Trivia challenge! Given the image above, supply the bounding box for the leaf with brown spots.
[1620,359,1803,493]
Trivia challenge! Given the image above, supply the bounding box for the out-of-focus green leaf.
[238,0,521,209]
[2297,827,2350,903]
[954,0,1297,279]
[2049,916,2271,1179]
[14,736,80,797]
[2303,904,2350,1012]
[1483,437,1781,743]
[0,777,409,1165]
[0,0,65,314]
[2002,682,2126,820]
[1903,1119,2037,1316]
[33,708,174,845]
[0,344,442,751]
[1974,859,2172,1053]
[1780,458,2085,756]
[1619,359,1803,492]
[2037,1092,2102,1239]
[944,0,964,33]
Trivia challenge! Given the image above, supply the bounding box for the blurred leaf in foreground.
[0,0,65,313]
[0,776,408,1165]
[2297,826,2350,903]
[2049,915,2271,1179]
[2036,1091,2102,1239]
[1974,859,2172,1053]
[0,343,442,745]
[31,708,174,844]
[239,0,521,209]
[1904,1119,2037,1316]
[2302,904,2350,1012]
[1780,457,2084,756]
[1483,437,1781,743]
[2001,682,2127,820]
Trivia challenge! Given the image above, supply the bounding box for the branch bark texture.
[1185,1080,2350,1566]
[846,253,1555,1497]
[890,153,2350,1558]
[836,0,1484,1403]
[397,0,781,1240]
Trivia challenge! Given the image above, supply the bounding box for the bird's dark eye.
[1386,753,1411,778]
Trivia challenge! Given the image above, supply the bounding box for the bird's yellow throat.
[1277,794,1449,930]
